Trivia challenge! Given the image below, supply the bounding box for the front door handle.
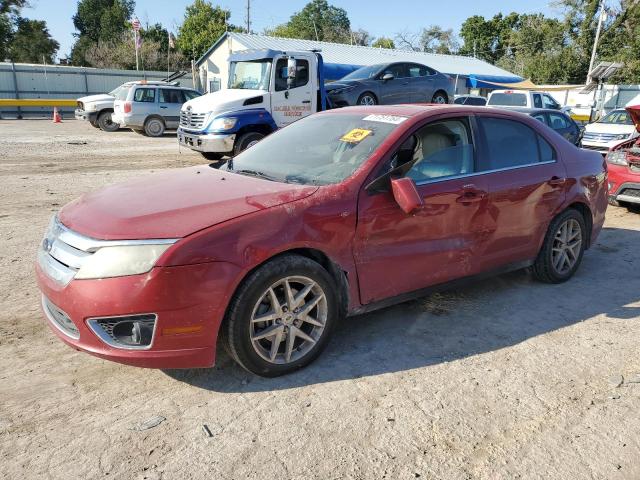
[456,185,486,204]
[302,100,311,104]
[160,106,168,109]
[548,176,567,186]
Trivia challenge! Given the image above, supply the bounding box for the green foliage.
[267,0,351,43]
[72,0,135,42]
[372,37,395,49]
[142,23,169,52]
[7,17,59,62]
[176,0,236,60]
[0,0,28,15]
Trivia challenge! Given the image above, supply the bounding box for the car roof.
[321,104,508,119]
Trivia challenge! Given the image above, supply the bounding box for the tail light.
[123,102,132,113]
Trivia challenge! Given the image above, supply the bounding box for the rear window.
[488,93,527,107]
[114,86,131,101]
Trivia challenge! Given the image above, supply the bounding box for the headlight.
[211,117,238,131]
[613,134,631,140]
[75,244,173,280]
[606,150,628,166]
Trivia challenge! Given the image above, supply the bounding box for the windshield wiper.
[234,169,277,182]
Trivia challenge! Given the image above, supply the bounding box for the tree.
[7,17,58,62]
[176,0,234,60]
[350,28,371,46]
[372,37,395,49]
[0,0,28,60]
[420,25,459,54]
[267,0,351,43]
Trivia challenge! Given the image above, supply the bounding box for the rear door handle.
[548,176,566,186]
[302,100,311,104]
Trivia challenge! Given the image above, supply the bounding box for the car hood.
[59,166,318,240]
[77,93,114,103]
[182,89,268,115]
[626,105,640,133]
[584,122,636,134]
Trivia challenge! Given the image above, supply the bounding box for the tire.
[97,111,119,132]
[223,254,339,377]
[233,131,264,156]
[357,92,377,106]
[89,119,100,128]
[144,117,165,137]
[200,152,224,161]
[431,91,448,104]
[532,208,586,284]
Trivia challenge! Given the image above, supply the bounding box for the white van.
[487,90,561,110]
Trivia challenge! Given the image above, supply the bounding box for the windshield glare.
[229,60,271,90]
[109,85,126,97]
[220,113,404,185]
[598,110,633,125]
[341,64,383,81]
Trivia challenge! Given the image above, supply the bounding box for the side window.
[548,113,569,130]
[159,89,185,103]
[133,88,155,102]
[533,94,543,109]
[477,117,555,171]
[274,59,310,92]
[543,94,559,109]
[404,118,475,183]
[407,64,429,77]
[469,97,486,106]
[532,113,547,124]
[382,63,407,79]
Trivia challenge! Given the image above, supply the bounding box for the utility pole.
[587,0,606,84]
[245,0,251,34]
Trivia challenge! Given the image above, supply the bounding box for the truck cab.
[178,49,328,159]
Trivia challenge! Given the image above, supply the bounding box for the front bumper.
[36,260,241,369]
[75,109,97,122]
[607,163,640,204]
[178,128,235,153]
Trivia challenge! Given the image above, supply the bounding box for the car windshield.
[488,93,527,107]
[598,110,633,125]
[340,64,383,81]
[220,113,406,185]
[228,60,271,90]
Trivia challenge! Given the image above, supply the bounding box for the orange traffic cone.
[52,107,62,123]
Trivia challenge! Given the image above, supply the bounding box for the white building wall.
[201,36,248,93]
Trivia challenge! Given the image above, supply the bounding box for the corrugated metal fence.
[0,62,194,118]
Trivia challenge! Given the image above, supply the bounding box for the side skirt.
[348,259,534,317]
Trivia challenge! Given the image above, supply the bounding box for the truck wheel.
[222,254,339,377]
[89,119,100,128]
[97,111,119,132]
[200,152,224,161]
[431,91,448,104]
[144,117,165,137]
[532,209,586,284]
[357,93,377,106]
[234,132,264,155]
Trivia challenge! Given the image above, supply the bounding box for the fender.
[207,108,277,134]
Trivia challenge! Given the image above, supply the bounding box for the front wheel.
[532,209,586,283]
[223,255,339,377]
[357,92,377,106]
[97,111,119,132]
[233,132,264,156]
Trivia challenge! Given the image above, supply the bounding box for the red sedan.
[36,105,608,377]
[606,105,640,210]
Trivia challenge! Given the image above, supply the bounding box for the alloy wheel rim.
[360,96,375,106]
[434,95,446,104]
[250,276,327,365]
[551,218,582,274]
[246,139,260,148]
[149,121,162,135]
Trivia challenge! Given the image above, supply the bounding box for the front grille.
[581,145,607,152]
[620,188,640,198]
[42,296,79,339]
[582,132,624,142]
[87,315,157,349]
[180,110,207,129]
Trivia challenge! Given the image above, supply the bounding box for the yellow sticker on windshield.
[340,128,372,143]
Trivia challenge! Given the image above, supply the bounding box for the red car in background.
[36,105,608,377]
[606,105,640,210]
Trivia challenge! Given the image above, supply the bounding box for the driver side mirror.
[382,73,394,82]
[391,177,423,214]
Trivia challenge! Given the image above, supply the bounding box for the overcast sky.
[24,0,559,59]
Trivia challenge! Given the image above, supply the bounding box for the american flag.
[132,17,141,31]
[168,32,175,49]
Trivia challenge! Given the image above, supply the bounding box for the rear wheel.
[223,255,339,377]
[532,209,586,283]
[144,117,165,137]
[431,91,448,104]
[233,132,264,156]
[357,92,377,106]
[97,111,119,132]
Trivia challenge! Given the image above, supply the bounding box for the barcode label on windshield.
[363,114,408,125]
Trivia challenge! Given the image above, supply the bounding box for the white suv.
[581,108,639,153]
[487,90,561,110]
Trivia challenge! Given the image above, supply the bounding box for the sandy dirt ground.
[1,120,640,480]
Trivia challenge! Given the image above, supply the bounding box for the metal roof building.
[195,32,521,94]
